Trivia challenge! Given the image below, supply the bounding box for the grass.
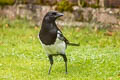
[0,19,120,80]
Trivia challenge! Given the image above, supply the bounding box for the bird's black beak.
[56,13,64,18]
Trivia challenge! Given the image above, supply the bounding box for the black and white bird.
[39,11,79,74]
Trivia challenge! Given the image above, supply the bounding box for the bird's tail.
[68,42,80,46]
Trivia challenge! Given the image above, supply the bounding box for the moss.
[0,0,14,5]
[56,0,73,12]
[79,0,100,8]
[35,0,43,5]
[0,0,43,5]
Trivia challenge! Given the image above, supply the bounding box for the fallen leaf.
[104,31,113,36]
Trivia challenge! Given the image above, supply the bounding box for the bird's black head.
[43,11,64,22]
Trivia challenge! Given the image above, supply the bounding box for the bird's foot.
[65,72,68,74]
[48,72,50,75]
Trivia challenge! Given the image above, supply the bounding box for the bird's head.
[43,11,64,22]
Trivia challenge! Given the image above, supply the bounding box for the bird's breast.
[40,37,66,55]
[39,29,57,45]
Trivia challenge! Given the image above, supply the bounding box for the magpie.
[38,11,79,74]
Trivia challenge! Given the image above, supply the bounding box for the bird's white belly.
[40,38,66,55]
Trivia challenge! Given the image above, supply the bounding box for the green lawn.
[0,20,120,80]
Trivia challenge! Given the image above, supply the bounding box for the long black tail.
[68,42,80,46]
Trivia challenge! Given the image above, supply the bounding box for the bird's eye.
[52,12,57,15]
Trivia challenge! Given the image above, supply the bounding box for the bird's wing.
[57,30,80,46]
[57,31,69,44]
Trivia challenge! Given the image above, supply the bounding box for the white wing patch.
[39,31,66,55]
[57,31,62,38]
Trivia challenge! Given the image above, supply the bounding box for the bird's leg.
[61,54,68,74]
[48,55,53,75]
